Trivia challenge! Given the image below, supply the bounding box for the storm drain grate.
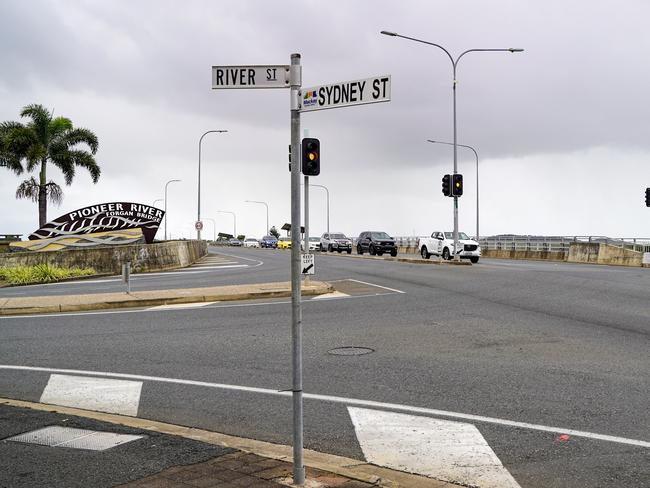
[5,426,143,451]
[328,346,375,356]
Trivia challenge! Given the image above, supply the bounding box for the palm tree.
[1,104,100,227]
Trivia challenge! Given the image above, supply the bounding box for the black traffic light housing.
[301,138,320,176]
[646,188,650,207]
[442,174,451,196]
[452,174,463,197]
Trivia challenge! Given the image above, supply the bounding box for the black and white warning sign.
[212,65,290,89]
[300,75,391,112]
[301,253,315,275]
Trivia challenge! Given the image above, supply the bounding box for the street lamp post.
[217,210,237,238]
[302,183,330,237]
[153,198,164,207]
[198,130,228,241]
[164,179,181,241]
[204,217,217,242]
[381,30,522,260]
[427,140,479,239]
[244,200,269,235]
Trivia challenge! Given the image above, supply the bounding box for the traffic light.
[301,138,320,176]
[646,187,650,207]
[442,174,451,196]
[452,174,463,197]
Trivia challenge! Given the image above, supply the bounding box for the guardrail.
[391,235,650,254]
[478,236,650,253]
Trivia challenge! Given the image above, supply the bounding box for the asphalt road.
[0,248,648,487]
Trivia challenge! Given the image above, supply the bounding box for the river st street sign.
[300,75,391,112]
[212,65,290,89]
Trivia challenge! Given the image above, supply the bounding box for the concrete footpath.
[0,281,333,316]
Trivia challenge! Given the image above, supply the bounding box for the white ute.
[418,231,481,263]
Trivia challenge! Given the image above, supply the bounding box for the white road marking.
[344,278,405,294]
[311,291,350,300]
[4,365,647,448]
[147,301,217,310]
[40,374,142,416]
[348,407,521,488]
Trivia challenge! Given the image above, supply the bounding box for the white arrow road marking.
[40,374,142,416]
[348,407,521,488]
[147,301,217,310]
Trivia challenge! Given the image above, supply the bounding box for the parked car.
[308,237,320,251]
[320,232,352,253]
[278,237,292,249]
[418,231,481,263]
[228,238,242,247]
[356,231,397,257]
[244,238,259,248]
[260,235,278,248]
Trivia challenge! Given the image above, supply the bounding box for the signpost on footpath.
[212,57,390,486]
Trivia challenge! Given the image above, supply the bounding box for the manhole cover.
[5,426,143,451]
[328,346,374,356]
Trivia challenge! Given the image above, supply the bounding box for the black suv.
[356,231,398,257]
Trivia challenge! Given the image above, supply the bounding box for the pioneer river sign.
[300,75,391,112]
[29,202,164,244]
[212,65,290,89]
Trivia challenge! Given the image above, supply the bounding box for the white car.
[243,238,260,248]
[320,232,353,253]
[418,231,481,263]
[307,237,321,251]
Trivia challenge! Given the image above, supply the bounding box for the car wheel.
[320,244,324,252]
[470,257,479,264]
[357,245,363,255]
[347,249,352,254]
[328,244,333,252]
[421,246,430,259]
[442,247,451,260]
[369,244,376,256]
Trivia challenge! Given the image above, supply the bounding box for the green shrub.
[0,264,95,285]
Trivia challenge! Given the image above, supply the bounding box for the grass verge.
[0,264,95,285]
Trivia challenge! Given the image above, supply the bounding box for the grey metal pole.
[205,217,216,242]
[452,64,459,261]
[245,201,269,235]
[309,184,330,236]
[217,211,236,238]
[289,52,305,486]
[198,130,227,241]
[427,141,479,239]
[304,175,309,282]
[164,179,181,241]
[380,30,522,258]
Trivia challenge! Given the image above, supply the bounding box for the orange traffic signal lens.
[309,153,316,161]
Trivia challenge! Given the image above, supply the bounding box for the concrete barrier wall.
[0,240,207,274]
[483,243,643,267]
[482,249,568,262]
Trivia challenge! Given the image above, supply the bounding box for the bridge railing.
[477,236,650,253]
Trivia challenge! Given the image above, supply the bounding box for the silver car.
[320,232,352,253]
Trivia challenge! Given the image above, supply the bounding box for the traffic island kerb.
[0,281,334,316]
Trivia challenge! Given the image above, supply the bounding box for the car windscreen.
[330,233,347,239]
[371,232,391,239]
[444,232,470,240]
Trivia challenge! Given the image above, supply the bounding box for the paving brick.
[253,465,293,480]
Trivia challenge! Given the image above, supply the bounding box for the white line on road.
[40,374,142,416]
[342,278,405,294]
[2,364,647,448]
[349,407,521,488]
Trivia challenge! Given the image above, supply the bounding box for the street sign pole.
[289,53,305,486]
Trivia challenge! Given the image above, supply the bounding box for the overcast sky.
[2,0,650,240]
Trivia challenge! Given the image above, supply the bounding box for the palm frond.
[15,177,40,202]
[49,117,73,139]
[63,127,99,154]
[15,177,63,205]
[20,104,51,143]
